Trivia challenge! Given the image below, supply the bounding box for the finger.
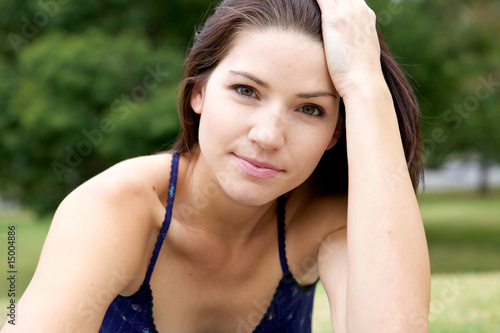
[350,0,376,14]
[315,0,342,20]
[315,0,335,6]
[315,0,341,12]
[316,0,361,17]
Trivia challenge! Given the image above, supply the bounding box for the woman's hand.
[316,0,383,99]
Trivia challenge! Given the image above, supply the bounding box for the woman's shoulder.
[13,153,176,330]
[90,152,174,190]
[74,152,174,211]
[57,153,177,274]
[52,152,176,275]
[55,151,176,254]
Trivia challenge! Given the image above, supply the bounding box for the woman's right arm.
[1,163,161,332]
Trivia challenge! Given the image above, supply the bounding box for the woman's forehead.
[213,29,335,93]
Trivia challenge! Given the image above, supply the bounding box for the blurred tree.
[0,0,213,214]
[0,55,21,200]
[370,0,500,194]
[4,29,183,213]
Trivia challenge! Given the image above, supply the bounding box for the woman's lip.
[232,154,283,179]
[233,154,282,170]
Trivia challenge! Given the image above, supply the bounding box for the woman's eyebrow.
[229,70,337,98]
[229,70,269,88]
[296,91,337,99]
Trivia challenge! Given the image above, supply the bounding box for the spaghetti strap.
[101,172,317,333]
[277,195,290,275]
[143,153,180,285]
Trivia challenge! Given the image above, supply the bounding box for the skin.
[316,0,430,331]
[1,1,430,332]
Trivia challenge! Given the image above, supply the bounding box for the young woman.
[3,0,430,332]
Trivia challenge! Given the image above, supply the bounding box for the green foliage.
[0,1,195,213]
[0,56,21,195]
[370,0,500,169]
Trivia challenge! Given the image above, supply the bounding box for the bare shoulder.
[8,153,173,332]
[66,152,175,232]
[96,152,174,198]
[65,152,175,235]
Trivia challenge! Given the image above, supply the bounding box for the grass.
[428,272,500,333]
[313,282,333,333]
[1,190,500,331]
[419,191,500,273]
[0,211,51,301]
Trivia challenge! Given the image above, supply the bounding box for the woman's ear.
[327,111,345,150]
[190,83,206,115]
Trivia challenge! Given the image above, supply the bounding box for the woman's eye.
[236,86,257,98]
[299,105,323,117]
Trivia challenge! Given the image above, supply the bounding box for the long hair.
[172,0,423,192]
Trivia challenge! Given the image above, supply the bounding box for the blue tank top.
[99,153,318,332]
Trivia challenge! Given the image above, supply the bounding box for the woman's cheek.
[293,128,332,171]
[202,102,245,147]
[304,148,325,173]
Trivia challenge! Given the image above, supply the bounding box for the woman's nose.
[248,112,285,150]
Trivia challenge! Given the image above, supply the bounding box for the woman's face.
[191,29,340,206]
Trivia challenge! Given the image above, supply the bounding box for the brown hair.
[172,0,423,192]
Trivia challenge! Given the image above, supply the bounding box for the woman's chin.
[226,189,277,207]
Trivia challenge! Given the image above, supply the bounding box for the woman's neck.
[173,146,278,243]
